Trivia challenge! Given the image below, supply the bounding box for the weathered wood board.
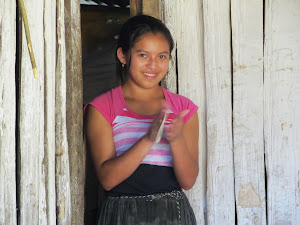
[160,0,177,94]
[130,0,160,19]
[64,0,85,224]
[0,1,17,224]
[231,0,267,224]
[56,0,72,224]
[203,0,235,224]
[18,0,47,224]
[175,1,206,224]
[264,0,300,224]
[130,0,143,17]
[142,0,160,19]
[44,0,57,224]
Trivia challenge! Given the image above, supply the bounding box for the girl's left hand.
[165,109,190,142]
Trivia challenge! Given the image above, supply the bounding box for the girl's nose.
[147,57,159,69]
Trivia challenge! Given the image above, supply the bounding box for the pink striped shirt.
[85,86,198,167]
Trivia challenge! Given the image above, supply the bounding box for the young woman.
[85,15,199,225]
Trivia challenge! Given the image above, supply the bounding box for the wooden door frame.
[130,0,161,18]
[65,0,85,224]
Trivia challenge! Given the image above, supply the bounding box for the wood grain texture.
[264,0,300,224]
[203,0,235,224]
[142,0,160,19]
[18,0,47,224]
[64,0,85,224]
[176,1,206,224]
[56,0,72,224]
[44,0,57,224]
[0,1,17,224]
[231,0,267,224]
[130,0,160,18]
[130,0,141,16]
[160,0,177,93]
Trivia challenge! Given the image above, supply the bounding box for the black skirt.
[97,190,197,225]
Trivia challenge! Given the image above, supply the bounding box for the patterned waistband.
[107,190,184,201]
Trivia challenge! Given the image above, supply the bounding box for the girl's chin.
[138,81,162,89]
[126,75,165,88]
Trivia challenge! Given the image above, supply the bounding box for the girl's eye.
[139,54,147,58]
[159,55,168,59]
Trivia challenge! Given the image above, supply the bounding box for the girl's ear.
[117,47,127,65]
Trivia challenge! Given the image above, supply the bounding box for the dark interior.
[81,2,130,224]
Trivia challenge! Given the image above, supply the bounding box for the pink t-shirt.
[84,86,198,167]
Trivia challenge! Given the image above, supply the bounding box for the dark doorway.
[81,1,130,224]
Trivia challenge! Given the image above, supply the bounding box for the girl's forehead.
[132,33,170,52]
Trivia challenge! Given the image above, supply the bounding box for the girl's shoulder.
[162,88,199,123]
[84,86,124,125]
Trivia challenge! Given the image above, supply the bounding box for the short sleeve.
[162,88,199,124]
[182,97,198,123]
[83,87,123,125]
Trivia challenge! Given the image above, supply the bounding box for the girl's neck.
[121,83,165,115]
[121,83,163,101]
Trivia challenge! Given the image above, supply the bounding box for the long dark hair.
[116,15,174,84]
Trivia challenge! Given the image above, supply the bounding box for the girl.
[85,15,199,225]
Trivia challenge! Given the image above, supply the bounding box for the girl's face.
[118,32,171,89]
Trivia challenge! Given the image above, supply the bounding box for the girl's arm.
[166,111,199,190]
[85,105,163,191]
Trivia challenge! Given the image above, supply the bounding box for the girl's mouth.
[144,72,157,77]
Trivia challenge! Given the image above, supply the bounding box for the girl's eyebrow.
[135,49,148,53]
[135,49,170,54]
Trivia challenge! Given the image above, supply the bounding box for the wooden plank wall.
[18,0,47,224]
[160,0,300,224]
[231,0,266,224]
[1,0,300,224]
[175,1,207,224]
[64,0,85,224]
[264,0,300,224]
[203,0,236,224]
[0,1,17,225]
[56,0,72,224]
[44,0,57,224]
[1,0,83,224]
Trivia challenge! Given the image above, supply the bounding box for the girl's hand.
[166,109,190,142]
[145,103,168,142]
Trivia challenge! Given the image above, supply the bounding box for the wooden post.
[264,0,300,224]
[56,0,72,224]
[203,0,235,224]
[18,0,47,224]
[231,0,267,224]
[175,1,207,224]
[0,1,17,224]
[160,0,177,93]
[142,0,160,19]
[64,0,85,224]
[44,0,57,224]
[130,0,160,19]
[130,0,142,16]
